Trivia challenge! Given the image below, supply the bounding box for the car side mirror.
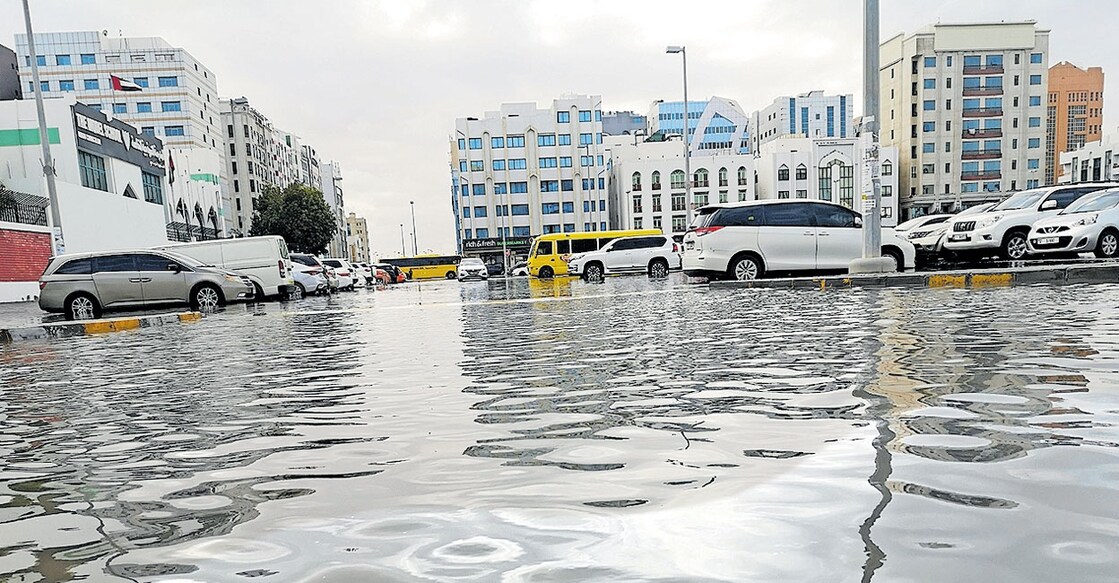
[855,216,864,228]
[1040,200,1058,211]
[167,263,181,273]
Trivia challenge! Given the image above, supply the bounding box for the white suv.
[943,183,1119,260]
[682,200,915,280]
[567,234,681,280]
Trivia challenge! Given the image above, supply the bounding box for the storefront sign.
[462,236,533,251]
[73,103,165,175]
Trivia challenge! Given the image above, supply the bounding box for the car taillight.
[278,260,285,277]
[39,281,46,290]
[694,226,724,236]
[673,243,680,253]
[307,268,321,275]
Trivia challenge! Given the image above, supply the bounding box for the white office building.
[751,90,854,152]
[1058,132,1119,184]
[648,97,750,154]
[754,135,899,227]
[606,136,756,234]
[320,161,347,258]
[450,95,607,255]
[880,22,1050,219]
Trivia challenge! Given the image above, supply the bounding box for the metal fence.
[0,187,48,226]
[166,221,220,242]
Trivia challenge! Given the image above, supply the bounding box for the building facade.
[346,212,370,263]
[320,161,347,258]
[1046,62,1104,185]
[881,22,1050,219]
[0,43,20,101]
[754,135,899,227]
[601,110,647,136]
[450,95,607,256]
[648,97,750,154]
[750,90,854,152]
[606,136,756,234]
[1058,133,1118,184]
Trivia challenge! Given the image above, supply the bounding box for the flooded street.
[2,276,1119,582]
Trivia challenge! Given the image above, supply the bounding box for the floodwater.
[2,275,1118,582]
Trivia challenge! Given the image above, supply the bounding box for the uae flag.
[168,153,176,186]
[110,75,143,92]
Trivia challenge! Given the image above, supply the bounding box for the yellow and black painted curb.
[711,262,1119,291]
[0,312,202,345]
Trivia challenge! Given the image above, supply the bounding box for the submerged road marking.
[970,273,1013,288]
[927,274,967,288]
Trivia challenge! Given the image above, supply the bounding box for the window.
[670,170,686,189]
[737,166,748,185]
[135,101,153,113]
[541,180,559,192]
[579,110,592,122]
[923,100,935,111]
[141,172,163,204]
[694,168,709,187]
[56,54,71,66]
[472,184,486,195]
[34,55,45,66]
[111,103,126,114]
[580,156,593,167]
[778,165,789,181]
[463,229,472,239]
[510,182,528,194]
[559,156,572,168]
[468,138,482,150]
[542,203,560,214]
[493,183,507,195]
[491,136,504,149]
[1030,53,1043,64]
[795,189,808,199]
[58,80,74,92]
[778,190,790,199]
[80,53,95,64]
[538,134,556,146]
[78,151,109,191]
[83,78,99,90]
[1029,95,1041,106]
[923,121,935,133]
[459,160,467,173]
[473,206,488,217]
[924,56,936,68]
[881,161,892,176]
[507,135,525,148]
[719,167,728,187]
[580,133,593,145]
[924,78,936,89]
[561,179,573,191]
[492,159,506,171]
[1028,117,1041,128]
[470,160,484,171]
[161,101,181,112]
[923,142,935,153]
[165,125,185,136]
[557,111,570,123]
[539,157,557,168]
[508,158,527,170]
[1028,138,1040,149]
[562,202,574,213]
[1027,159,1040,170]
[133,77,149,88]
[882,186,893,196]
[1030,75,1042,85]
[476,228,489,238]
[141,126,154,136]
[510,204,529,216]
[158,76,179,87]
[559,134,571,146]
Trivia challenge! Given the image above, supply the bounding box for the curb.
[710,262,1119,291]
[0,312,202,345]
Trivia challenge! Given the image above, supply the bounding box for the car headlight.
[1073,213,1098,226]
[975,215,1002,229]
[223,273,243,284]
[909,230,931,239]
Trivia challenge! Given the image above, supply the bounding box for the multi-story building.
[0,43,20,101]
[881,22,1050,219]
[450,95,607,257]
[15,31,227,236]
[750,90,854,152]
[1046,62,1104,185]
[601,110,647,136]
[754,135,899,227]
[648,97,750,154]
[299,143,321,188]
[320,161,347,258]
[346,212,370,263]
[606,136,756,234]
[1058,133,1119,184]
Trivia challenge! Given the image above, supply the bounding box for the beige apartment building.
[1046,62,1104,184]
[346,212,370,263]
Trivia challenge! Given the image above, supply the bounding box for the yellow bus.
[528,229,662,277]
[382,255,461,280]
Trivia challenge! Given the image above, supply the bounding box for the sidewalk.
[0,300,202,345]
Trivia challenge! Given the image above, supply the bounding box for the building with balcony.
[648,96,750,155]
[750,90,854,152]
[754,135,899,227]
[1046,62,1104,185]
[0,43,20,101]
[881,22,1049,219]
[1057,132,1119,184]
[346,212,370,263]
[606,136,755,234]
[450,95,607,256]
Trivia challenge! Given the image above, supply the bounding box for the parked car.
[374,263,405,284]
[292,263,328,297]
[457,257,489,281]
[908,204,996,265]
[321,258,359,290]
[567,234,681,280]
[485,262,505,277]
[39,250,255,320]
[895,214,954,234]
[291,253,338,292]
[1028,188,1119,258]
[682,200,916,280]
[152,236,295,300]
[510,261,529,277]
[352,262,375,285]
[943,183,1119,260]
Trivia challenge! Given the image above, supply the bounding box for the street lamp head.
[666,45,685,54]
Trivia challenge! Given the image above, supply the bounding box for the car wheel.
[1095,229,1119,258]
[445,271,457,280]
[252,283,266,302]
[191,284,223,312]
[539,266,554,278]
[883,248,903,272]
[1001,231,1029,261]
[648,259,669,279]
[65,293,101,321]
[294,282,306,299]
[729,255,762,281]
[584,263,604,282]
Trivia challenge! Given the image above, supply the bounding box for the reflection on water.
[1,279,1118,581]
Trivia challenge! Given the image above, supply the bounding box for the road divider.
[0,312,202,344]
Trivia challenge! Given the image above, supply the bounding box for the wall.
[0,221,50,302]
[0,43,20,101]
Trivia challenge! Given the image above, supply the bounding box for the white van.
[153,236,296,299]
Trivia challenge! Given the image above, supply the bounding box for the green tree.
[248,183,338,254]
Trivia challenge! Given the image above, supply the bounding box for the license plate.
[948,234,969,241]
[1036,237,1059,245]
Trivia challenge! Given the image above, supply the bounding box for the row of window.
[459,178,606,196]
[463,223,610,239]
[464,199,608,217]
[26,53,179,67]
[923,53,1043,68]
[459,133,603,150]
[28,75,178,93]
[555,110,600,123]
[458,155,603,173]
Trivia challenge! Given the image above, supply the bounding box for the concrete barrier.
[0,312,202,345]
[710,261,1119,291]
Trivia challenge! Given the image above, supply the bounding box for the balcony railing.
[960,171,1002,181]
[962,65,1004,75]
[962,86,1004,97]
[962,128,1002,139]
[962,149,1003,160]
[962,107,1003,118]
[632,184,642,191]
[651,183,662,190]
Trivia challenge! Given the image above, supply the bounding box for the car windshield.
[896,216,942,231]
[323,259,342,268]
[993,189,1047,211]
[957,203,996,217]
[1062,191,1119,213]
[461,258,484,266]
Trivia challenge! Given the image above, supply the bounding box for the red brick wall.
[0,227,51,282]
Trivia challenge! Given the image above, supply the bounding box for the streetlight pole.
[666,45,692,228]
[21,0,63,256]
[410,200,418,255]
[850,0,892,273]
[399,223,406,256]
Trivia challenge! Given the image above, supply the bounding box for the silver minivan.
[38,250,255,320]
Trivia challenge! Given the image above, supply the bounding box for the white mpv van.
[682,200,915,280]
[153,236,296,299]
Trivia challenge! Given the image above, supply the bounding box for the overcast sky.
[4,1,1115,256]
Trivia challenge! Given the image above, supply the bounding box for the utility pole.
[410,201,418,255]
[22,0,64,256]
[399,223,406,256]
[666,45,692,229]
